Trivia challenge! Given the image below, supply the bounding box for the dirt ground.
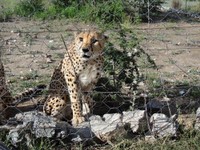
[0,20,96,76]
[0,20,199,83]
[139,22,200,82]
[0,20,200,104]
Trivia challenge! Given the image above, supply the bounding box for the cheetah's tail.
[12,84,47,105]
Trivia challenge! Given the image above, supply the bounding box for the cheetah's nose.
[82,48,89,53]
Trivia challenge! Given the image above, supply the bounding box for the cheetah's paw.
[72,116,85,126]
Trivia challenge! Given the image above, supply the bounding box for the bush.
[94,26,156,103]
[11,0,164,23]
[0,8,12,22]
[14,0,44,17]
[185,2,200,13]
[61,6,77,18]
[34,5,60,20]
[76,1,126,24]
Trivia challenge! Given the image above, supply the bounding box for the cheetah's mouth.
[83,54,91,59]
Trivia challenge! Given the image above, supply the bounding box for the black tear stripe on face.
[90,42,94,52]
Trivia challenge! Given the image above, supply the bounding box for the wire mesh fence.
[0,0,200,149]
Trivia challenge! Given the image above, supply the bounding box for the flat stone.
[2,110,151,145]
[122,110,148,133]
[89,113,123,142]
[150,113,178,138]
[194,107,200,130]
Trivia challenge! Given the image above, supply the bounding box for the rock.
[122,110,148,133]
[33,113,57,138]
[150,113,178,138]
[76,111,148,143]
[2,110,150,146]
[44,54,53,63]
[196,107,200,117]
[145,133,156,143]
[194,107,200,130]
[46,58,53,63]
[89,113,124,142]
[71,121,94,142]
[0,141,10,150]
[6,111,71,145]
[147,97,177,117]
[103,113,122,126]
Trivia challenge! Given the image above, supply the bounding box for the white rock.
[103,113,122,126]
[150,113,178,138]
[145,134,156,142]
[3,111,150,145]
[90,113,123,141]
[123,110,148,133]
[194,107,200,130]
[196,107,200,117]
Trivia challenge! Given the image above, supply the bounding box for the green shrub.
[14,0,44,17]
[103,28,154,91]
[0,8,12,22]
[93,1,126,24]
[185,2,200,13]
[12,0,164,23]
[61,6,77,18]
[34,5,59,19]
[49,0,73,7]
[94,27,156,102]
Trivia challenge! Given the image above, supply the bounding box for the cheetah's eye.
[92,39,98,44]
[79,37,83,42]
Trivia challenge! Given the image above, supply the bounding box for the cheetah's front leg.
[81,84,95,116]
[82,94,93,116]
[65,75,85,126]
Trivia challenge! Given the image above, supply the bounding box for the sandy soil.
[138,22,200,82]
[0,20,199,92]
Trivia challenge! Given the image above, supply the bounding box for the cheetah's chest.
[79,64,100,87]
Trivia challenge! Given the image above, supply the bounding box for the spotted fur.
[43,31,108,125]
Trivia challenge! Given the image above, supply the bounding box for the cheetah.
[43,31,108,125]
[0,59,46,124]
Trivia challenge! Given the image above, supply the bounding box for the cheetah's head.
[74,31,108,60]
